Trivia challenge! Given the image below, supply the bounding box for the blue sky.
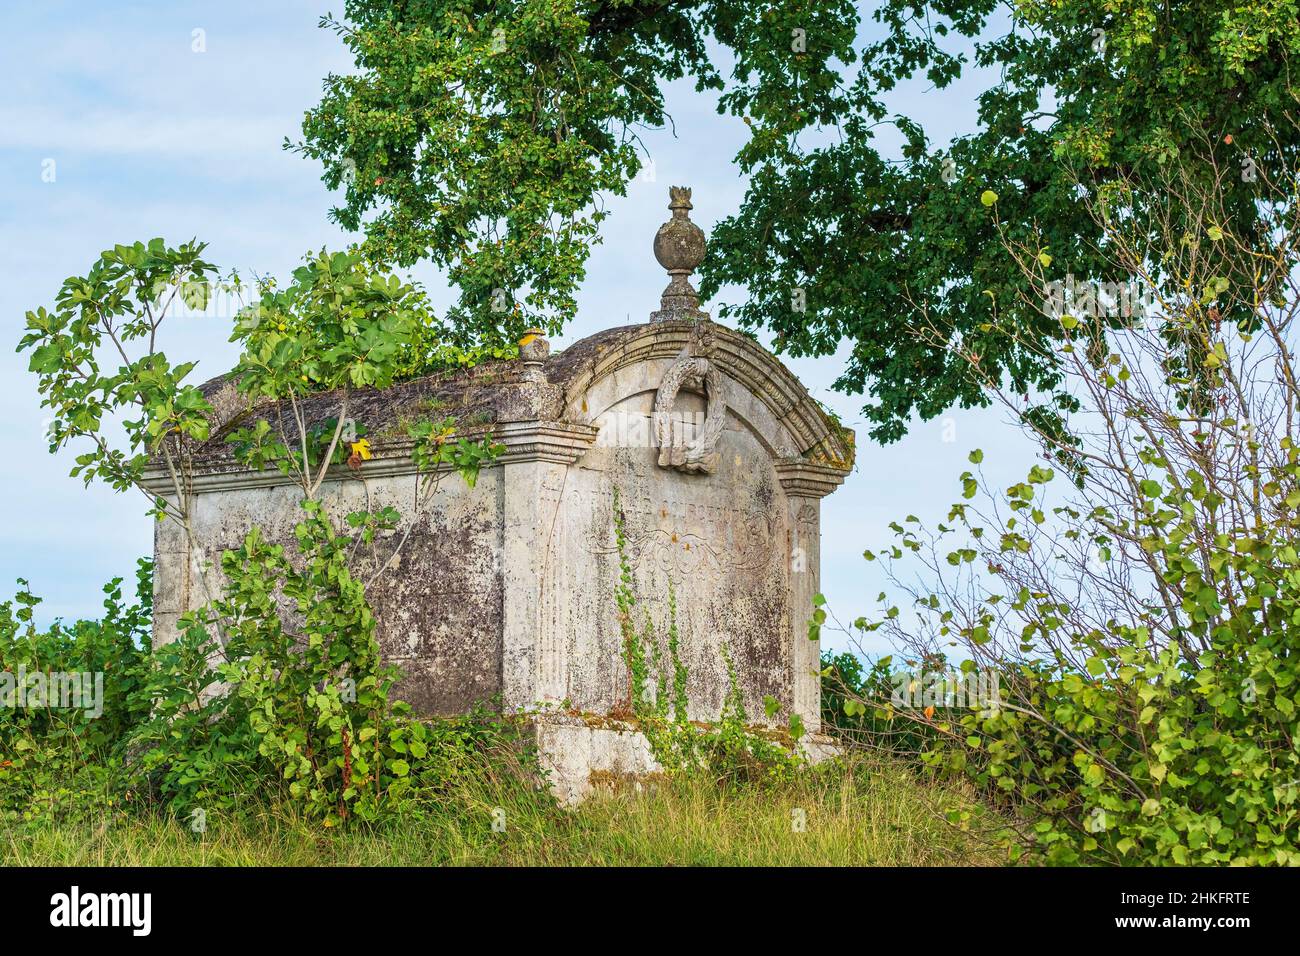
[0,1,1036,655]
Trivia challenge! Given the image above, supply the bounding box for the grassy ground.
[0,757,1005,866]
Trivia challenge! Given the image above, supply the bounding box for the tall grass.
[0,756,1003,866]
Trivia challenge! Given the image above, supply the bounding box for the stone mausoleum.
[147,187,854,801]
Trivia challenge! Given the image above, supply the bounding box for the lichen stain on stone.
[368,505,503,716]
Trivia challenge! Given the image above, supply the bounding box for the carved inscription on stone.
[591,488,776,575]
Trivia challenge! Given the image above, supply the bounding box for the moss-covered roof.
[185,321,855,472]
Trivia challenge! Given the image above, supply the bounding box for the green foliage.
[2,755,1001,866]
[229,406,502,499]
[664,584,689,724]
[0,542,538,833]
[706,0,1300,440]
[20,242,506,520]
[226,250,506,498]
[820,651,938,758]
[17,236,524,833]
[230,249,467,397]
[0,562,154,822]
[230,416,370,480]
[298,1,1300,440]
[18,239,218,511]
[845,142,1300,864]
[935,463,1300,864]
[407,416,505,488]
[296,0,656,337]
[863,452,1300,865]
[133,502,518,826]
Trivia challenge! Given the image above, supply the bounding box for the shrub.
[0,561,153,822]
[17,238,516,831]
[819,651,941,759]
[848,156,1300,864]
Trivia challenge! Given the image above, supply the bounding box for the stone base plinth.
[531,714,839,805]
[533,715,663,805]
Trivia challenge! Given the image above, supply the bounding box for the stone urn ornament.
[649,186,725,474]
[650,186,709,324]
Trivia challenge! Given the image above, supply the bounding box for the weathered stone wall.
[534,380,793,723]
[153,470,505,715]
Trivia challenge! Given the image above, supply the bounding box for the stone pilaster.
[497,422,597,711]
[151,498,191,649]
[775,460,847,730]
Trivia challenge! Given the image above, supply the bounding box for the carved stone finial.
[518,328,549,382]
[518,328,549,364]
[650,186,709,323]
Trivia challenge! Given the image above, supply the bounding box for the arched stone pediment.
[549,320,854,473]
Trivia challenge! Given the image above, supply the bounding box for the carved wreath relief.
[653,325,726,474]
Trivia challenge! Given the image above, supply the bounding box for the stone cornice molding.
[774,459,848,499]
[141,420,599,495]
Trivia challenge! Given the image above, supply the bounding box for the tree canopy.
[296,0,1300,440]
